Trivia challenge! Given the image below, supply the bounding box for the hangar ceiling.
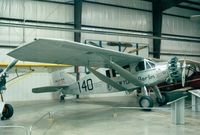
[34,0,200,58]
[0,0,200,58]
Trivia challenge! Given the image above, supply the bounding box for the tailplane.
[32,85,69,93]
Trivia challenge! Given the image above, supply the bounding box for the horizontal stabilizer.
[32,85,69,93]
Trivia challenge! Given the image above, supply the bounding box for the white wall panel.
[164,7,200,18]
[161,14,200,61]
[86,0,152,10]
[82,3,152,31]
[162,15,200,37]
[0,0,24,18]
[4,72,56,102]
[24,1,73,22]
[0,0,74,22]
[0,48,14,62]
[0,27,24,44]
[0,26,74,46]
[25,27,74,42]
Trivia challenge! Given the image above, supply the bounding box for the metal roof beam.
[161,0,188,11]
[185,1,200,6]
[177,5,200,12]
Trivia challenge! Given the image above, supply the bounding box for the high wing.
[8,38,143,68]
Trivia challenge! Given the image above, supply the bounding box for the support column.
[152,0,188,58]
[167,96,187,125]
[152,0,162,59]
[74,0,82,99]
[171,98,185,124]
[192,95,200,112]
[190,90,200,112]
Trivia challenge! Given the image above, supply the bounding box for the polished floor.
[0,94,200,135]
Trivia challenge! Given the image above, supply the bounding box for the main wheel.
[139,96,154,111]
[156,93,169,106]
[1,104,14,120]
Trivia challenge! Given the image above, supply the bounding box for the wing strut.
[88,67,127,91]
[103,57,144,87]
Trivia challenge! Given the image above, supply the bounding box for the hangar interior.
[0,0,200,135]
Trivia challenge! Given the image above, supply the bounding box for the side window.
[145,61,156,70]
[146,62,151,69]
[106,69,116,78]
[135,61,145,71]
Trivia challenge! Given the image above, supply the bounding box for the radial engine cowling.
[167,57,181,83]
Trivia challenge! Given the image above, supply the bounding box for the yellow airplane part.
[0,62,70,68]
[7,70,34,86]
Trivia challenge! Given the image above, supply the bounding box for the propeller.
[0,59,18,92]
[126,45,147,53]
[0,59,18,77]
[181,59,186,87]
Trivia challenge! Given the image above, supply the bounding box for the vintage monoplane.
[7,38,189,110]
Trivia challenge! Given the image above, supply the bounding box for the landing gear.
[60,95,65,102]
[1,104,14,120]
[139,96,154,111]
[156,93,169,106]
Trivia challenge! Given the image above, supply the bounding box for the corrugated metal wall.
[4,72,54,102]
[0,0,74,44]
[0,0,199,101]
[82,1,151,47]
[161,15,200,60]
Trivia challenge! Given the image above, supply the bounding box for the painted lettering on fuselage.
[77,78,94,93]
[118,80,129,85]
[138,75,156,82]
[107,80,129,91]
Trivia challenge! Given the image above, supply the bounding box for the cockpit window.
[135,60,155,72]
[135,61,145,71]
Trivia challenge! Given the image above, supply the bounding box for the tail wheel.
[60,95,66,103]
[1,104,14,120]
[139,96,154,111]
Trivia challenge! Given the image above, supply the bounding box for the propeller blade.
[182,59,186,87]
[107,42,132,47]
[0,59,18,77]
[127,46,147,53]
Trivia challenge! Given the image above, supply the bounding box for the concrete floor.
[0,95,200,135]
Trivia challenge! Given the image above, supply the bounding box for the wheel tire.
[139,96,154,111]
[2,104,14,119]
[156,93,169,106]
